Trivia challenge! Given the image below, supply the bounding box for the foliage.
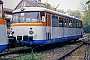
[81,4,90,33]
[41,3,66,14]
[41,3,53,10]
[57,9,66,14]
[86,0,90,4]
[13,53,45,60]
[67,9,81,19]
[11,47,46,60]
[83,23,90,33]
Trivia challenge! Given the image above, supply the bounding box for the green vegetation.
[67,10,81,19]
[7,45,74,60]
[81,3,90,33]
[11,48,46,60]
[41,2,66,14]
[13,53,46,60]
[86,0,90,4]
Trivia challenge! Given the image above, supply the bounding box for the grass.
[13,45,74,60]
[12,53,46,60]
[10,47,46,60]
[6,43,85,60]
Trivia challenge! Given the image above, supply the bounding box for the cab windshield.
[12,12,41,23]
[26,12,40,22]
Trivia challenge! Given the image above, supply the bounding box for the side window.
[69,19,73,28]
[76,20,79,28]
[64,18,68,28]
[78,20,82,28]
[59,18,64,27]
[52,15,58,27]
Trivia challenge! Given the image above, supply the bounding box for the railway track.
[84,40,90,60]
[0,36,88,60]
[57,42,84,60]
[57,37,90,60]
[0,46,32,59]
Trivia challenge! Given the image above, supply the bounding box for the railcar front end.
[10,23,47,46]
[10,10,48,46]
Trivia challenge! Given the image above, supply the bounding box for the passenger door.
[46,13,51,40]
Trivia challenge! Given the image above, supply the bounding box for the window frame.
[52,15,58,27]
[64,18,69,28]
[69,19,73,28]
[59,17,64,27]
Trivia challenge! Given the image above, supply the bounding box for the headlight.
[10,31,14,34]
[10,28,14,34]
[29,31,34,35]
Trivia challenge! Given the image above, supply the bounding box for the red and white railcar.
[10,7,83,46]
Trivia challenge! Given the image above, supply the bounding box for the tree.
[57,9,66,14]
[41,2,66,14]
[67,9,81,19]
[86,0,90,4]
[41,3,53,10]
[81,4,90,33]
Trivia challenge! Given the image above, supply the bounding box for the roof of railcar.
[13,7,81,20]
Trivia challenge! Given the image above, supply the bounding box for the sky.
[2,0,87,11]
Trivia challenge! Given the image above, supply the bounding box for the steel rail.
[57,42,84,60]
[84,39,89,60]
[0,47,31,57]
